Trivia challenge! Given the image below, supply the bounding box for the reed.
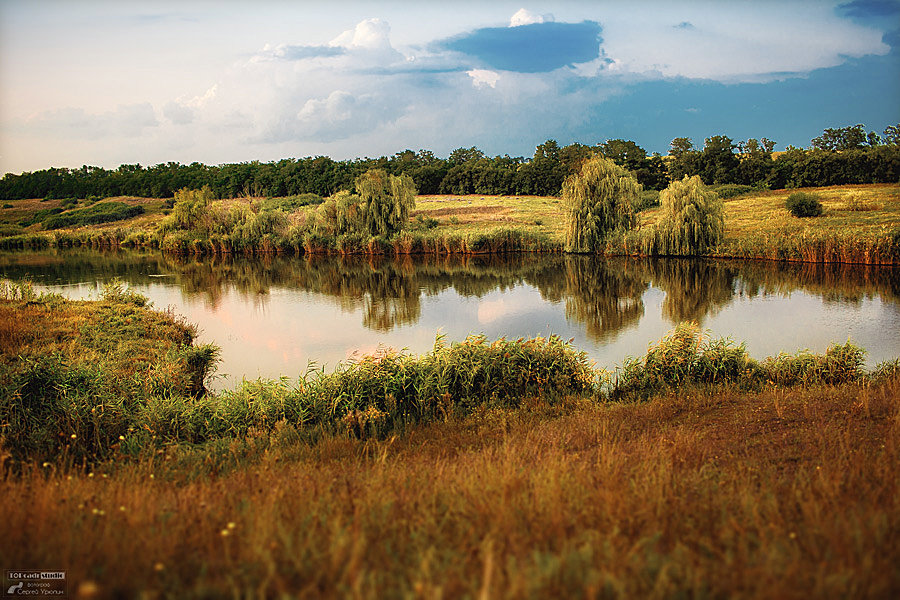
[605,322,868,400]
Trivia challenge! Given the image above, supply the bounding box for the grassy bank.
[2,183,898,263]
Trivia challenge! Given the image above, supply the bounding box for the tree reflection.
[557,257,648,341]
[2,248,897,336]
[642,259,738,324]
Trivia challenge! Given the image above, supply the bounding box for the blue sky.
[1,0,898,174]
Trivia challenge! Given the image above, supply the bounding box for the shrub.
[562,155,641,253]
[19,207,63,227]
[785,191,824,217]
[41,202,145,229]
[0,224,23,237]
[607,322,756,399]
[760,342,865,386]
[2,203,12,209]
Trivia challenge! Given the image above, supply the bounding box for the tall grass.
[605,321,868,400]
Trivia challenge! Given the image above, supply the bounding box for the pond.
[2,249,898,391]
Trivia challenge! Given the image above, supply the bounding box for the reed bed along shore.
[2,183,898,263]
[3,287,897,466]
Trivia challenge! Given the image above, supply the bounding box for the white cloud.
[509,8,554,27]
[467,69,500,88]
[597,2,889,82]
[330,18,393,50]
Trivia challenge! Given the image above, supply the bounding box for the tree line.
[1,124,897,201]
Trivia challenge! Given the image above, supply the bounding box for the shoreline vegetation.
[1,283,898,597]
[1,182,899,264]
[2,283,898,466]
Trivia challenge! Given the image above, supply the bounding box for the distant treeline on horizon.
[2,124,898,201]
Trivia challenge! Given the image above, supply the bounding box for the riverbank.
[2,290,899,597]
[2,183,898,263]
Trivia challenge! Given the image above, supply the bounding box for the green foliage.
[562,155,641,253]
[167,186,215,231]
[18,207,63,227]
[0,224,23,237]
[41,202,145,229]
[259,193,323,212]
[607,323,757,400]
[785,191,824,217]
[356,169,417,236]
[649,175,724,256]
[812,124,868,151]
[760,342,865,386]
[313,190,364,237]
[606,323,869,400]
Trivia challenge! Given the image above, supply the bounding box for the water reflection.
[2,249,898,338]
[2,249,898,385]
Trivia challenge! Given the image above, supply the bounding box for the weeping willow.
[563,156,641,253]
[651,175,724,256]
[356,169,417,237]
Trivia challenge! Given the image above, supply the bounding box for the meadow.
[2,183,898,263]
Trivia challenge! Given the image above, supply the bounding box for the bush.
[19,207,63,227]
[0,224,23,237]
[785,192,823,217]
[41,202,145,229]
[2,203,12,209]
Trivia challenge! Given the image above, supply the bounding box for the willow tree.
[651,175,724,256]
[355,169,417,237]
[563,155,641,253]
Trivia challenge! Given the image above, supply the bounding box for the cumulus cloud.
[163,85,217,125]
[467,69,500,88]
[509,8,554,27]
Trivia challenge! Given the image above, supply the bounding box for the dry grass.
[1,379,897,598]
[413,194,567,244]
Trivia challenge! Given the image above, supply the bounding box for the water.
[2,249,898,391]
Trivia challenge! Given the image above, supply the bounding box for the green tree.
[355,169,417,236]
[650,176,724,256]
[167,186,214,231]
[562,156,641,253]
[811,124,868,151]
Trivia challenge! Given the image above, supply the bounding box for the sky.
[1,0,898,175]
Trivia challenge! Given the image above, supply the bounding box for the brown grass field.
[1,378,898,598]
